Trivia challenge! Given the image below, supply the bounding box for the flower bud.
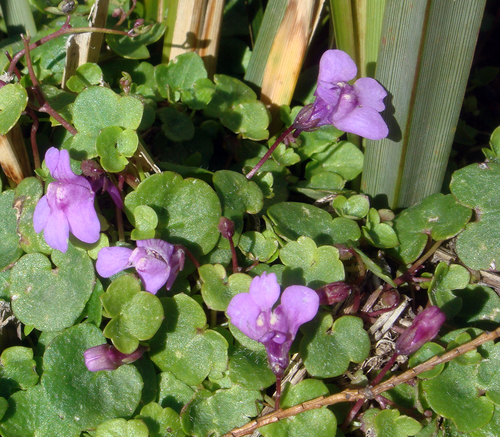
[316,281,352,305]
[395,306,446,355]
[84,344,147,372]
[218,217,235,239]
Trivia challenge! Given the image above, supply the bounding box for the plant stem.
[246,125,295,179]
[222,327,500,437]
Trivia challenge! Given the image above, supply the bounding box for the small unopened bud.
[218,217,235,239]
[112,7,123,18]
[395,306,446,355]
[134,19,145,28]
[84,344,147,372]
[81,159,104,180]
[316,281,352,305]
[59,0,75,13]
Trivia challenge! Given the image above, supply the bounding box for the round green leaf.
[137,402,186,437]
[279,236,344,288]
[10,246,95,331]
[301,314,370,378]
[408,342,445,379]
[260,380,336,437]
[0,347,39,397]
[42,323,143,430]
[159,107,195,142]
[451,162,500,270]
[122,292,164,340]
[228,348,275,390]
[268,202,361,246]
[158,371,195,413]
[0,190,23,269]
[106,22,166,59]
[180,386,261,437]
[96,126,139,173]
[0,84,28,135]
[95,418,149,437]
[124,172,221,256]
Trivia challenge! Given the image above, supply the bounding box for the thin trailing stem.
[222,327,500,437]
[8,15,137,75]
[246,125,295,179]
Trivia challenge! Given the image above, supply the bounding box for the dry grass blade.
[0,124,31,185]
[61,0,109,89]
[163,0,224,78]
[260,0,324,133]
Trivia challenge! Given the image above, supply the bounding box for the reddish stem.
[245,125,295,179]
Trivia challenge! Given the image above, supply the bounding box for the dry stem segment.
[223,327,500,437]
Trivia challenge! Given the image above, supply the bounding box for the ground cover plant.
[0,0,500,436]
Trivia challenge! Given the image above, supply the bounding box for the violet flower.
[396,306,446,355]
[227,272,319,376]
[33,147,101,253]
[294,49,389,140]
[96,239,185,294]
[84,344,146,372]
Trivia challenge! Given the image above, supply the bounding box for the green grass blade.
[0,0,37,40]
[361,0,486,209]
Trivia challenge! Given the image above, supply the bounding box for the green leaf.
[149,294,228,385]
[159,107,195,142]
[362,208,400,249]
[306,141,364,181]
[331,194,370,220]
[301,315,370,378]
[95,418,149,437]
[427,262,469,318]
[279,236,344,288]
[238,231,279,262]
[131,205,158,240]
[124,172,221,257]
[228,347,275,390]
[451,162,500,270]
[0,347,39,398]
[41,324,143,430]
[65,63,103,93]
[390,193,472,264]
[106,22,166,59]
[0,190,23,269]
[96,126,139,172]
[69,86,143,159]
[137,402,186,437]
[204,75,270,140]
[268,202,361,246]
[408,342,445,379]
[10,245,95,331]
[0,84,28,135]
[180,386,261,437]
[0,385,81,437]
[157,371,195,413]
[422,358,494,432]
[260,379,336,437]
[361,408,422,437]
[199,264,252,311]
[101,275,164,354]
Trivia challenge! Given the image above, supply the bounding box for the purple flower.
[227,272,319,375]
[96,239,185,294]
[396,306,446,355]
[33,147,101,253]
[84,344,146,371]
[294,49,388,140]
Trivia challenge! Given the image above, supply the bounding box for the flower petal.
[353,77,387,112]
[279,285,319,337]
[333,106,389,140]
[42,207,70,253]
[136,239,174,261]
[135,255,170,294]
[166,247,185,290]
[248,272,280,312]
[64,185,101,244]
[318,49,357,83]
[96,246,133,278]
[46,147,90,188]
[227,293,266,341]
[33,195,50,233]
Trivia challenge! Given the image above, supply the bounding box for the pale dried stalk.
[260,0,323,133]
[223,327,500,437]
[167,0,224,77]
[0,124,31,184]
[61,0,110,89]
